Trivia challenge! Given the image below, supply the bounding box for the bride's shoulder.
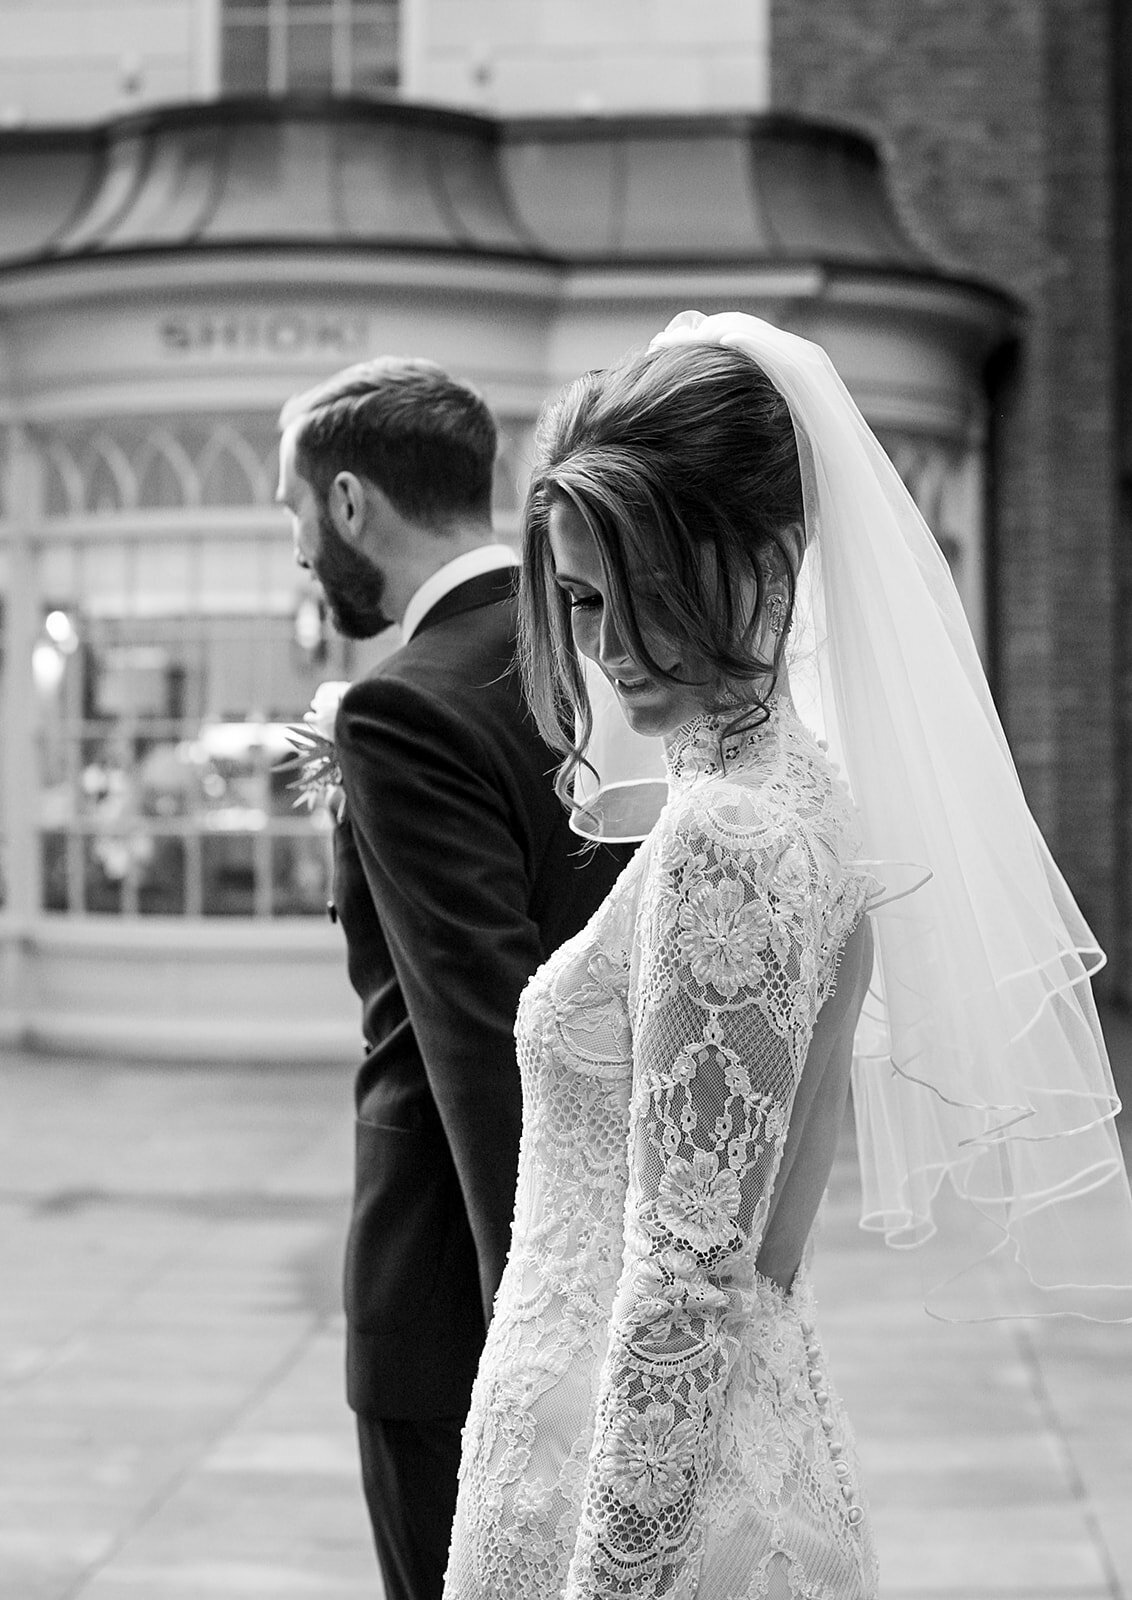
[654,758,858,891]
[653,774,793,879]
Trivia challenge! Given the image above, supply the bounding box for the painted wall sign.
[158,312,371,358]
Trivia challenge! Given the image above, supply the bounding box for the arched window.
[26,415,398,919]
[221,0,400,96]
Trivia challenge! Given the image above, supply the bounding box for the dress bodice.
[445,698,879,1600]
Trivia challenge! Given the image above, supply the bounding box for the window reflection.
[25,407,415,922]
[34,596,356,917]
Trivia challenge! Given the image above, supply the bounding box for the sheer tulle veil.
[573,309,1132,1321]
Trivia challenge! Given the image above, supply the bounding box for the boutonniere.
[282,680,350,822]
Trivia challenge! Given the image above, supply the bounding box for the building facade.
[1,0,1123,1059]
[769,0,1132,1002]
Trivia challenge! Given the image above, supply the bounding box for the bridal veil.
[573,309,1132,1322]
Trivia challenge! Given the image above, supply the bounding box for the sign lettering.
[158,312,371,358]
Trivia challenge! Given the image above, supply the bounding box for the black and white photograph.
[1,3,1130,1597]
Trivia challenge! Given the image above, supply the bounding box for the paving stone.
[870,1504,1111,1593]
[2,1028,1130,1600]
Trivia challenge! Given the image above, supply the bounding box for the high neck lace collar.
[664,699,790,787]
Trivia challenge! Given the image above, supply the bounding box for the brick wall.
[1115,0,1132,995]
[771,0,1124,986]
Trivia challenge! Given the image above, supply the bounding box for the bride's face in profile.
[548,497,716,739]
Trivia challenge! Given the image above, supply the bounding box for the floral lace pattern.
[444,701,879,1600]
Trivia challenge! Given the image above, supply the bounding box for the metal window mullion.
[333,0,351,93]
[61,537,85,902]
[253,827,273,917]
[251,533,271,718]
[68,533,91,916]
[255,529,279,919]
[121,845,140,917]
[270,0,289,92]
[184,532,205,919]
[66,828,85,913]
[185,828,203,917]
[122,535,142,922]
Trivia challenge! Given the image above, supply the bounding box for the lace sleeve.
[564,788,829,1599]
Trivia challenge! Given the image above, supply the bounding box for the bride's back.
[756,915,874,1293]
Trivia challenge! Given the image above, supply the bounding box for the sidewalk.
[1,1011,1130,1600]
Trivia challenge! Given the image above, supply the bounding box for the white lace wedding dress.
[443,701,879,1600]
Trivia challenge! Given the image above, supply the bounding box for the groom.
[277,358,628,1600]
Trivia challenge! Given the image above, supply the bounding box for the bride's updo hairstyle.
[519,340,803,806]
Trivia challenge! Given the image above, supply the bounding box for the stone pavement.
[1,1011,1131,1600]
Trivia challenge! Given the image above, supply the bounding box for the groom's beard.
[312,505,393,639]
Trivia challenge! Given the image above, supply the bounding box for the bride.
[441,313,1132,1599]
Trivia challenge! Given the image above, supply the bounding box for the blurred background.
[0,0,1128,1060]
[2,7,1132,1600]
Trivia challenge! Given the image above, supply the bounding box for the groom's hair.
[280,357,497,528]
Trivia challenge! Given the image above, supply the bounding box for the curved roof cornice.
[0,98,539,267]
[0,95,1004,299]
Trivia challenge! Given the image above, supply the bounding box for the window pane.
[41,833,69,912]
[272,832,332,915]
[138,738,195,821]
[92,646,176,720]
[32,515,363,917]
[202,834,256,916]
[138,836,186,915]
[83,833,127,914]
[351,9,399,91]
[286,20,334,91]
[137,445,189,509]
[222,23,270,93]
[77,732,135,826]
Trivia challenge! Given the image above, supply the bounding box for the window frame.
[214,0,403,98]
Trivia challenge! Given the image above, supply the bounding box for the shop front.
[0,97,1013,1060]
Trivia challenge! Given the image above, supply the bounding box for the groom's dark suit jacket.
[332,567,629,1419]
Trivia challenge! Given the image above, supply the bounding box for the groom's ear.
[327,471,369,541]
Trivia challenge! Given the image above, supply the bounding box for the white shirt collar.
[401,543,520,643]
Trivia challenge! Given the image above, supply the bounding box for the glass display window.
[32,559,363,917]
[13,405,534,920]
